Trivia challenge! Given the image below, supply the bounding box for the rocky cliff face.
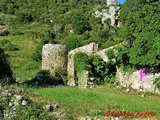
[107,0,118,6]
[94,0,120,26]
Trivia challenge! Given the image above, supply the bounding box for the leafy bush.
[0,39,17,51]
[73,52,90,73]
[116,45,129,65]
[153,77,160,91]
[32,35,56,61]
[104,75,116,84]
[106,49,115,60]
[65,35,82,51]
[118,0,159,71]
[15,11,33,23]
[32,38,47,61]
[71,12,89,34]
[32,43,43,61]
[89,55,116,85]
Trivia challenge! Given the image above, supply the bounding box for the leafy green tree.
[71,12,90,34]
[118,0,160,71]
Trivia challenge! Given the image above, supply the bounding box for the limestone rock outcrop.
[94,0,120,26]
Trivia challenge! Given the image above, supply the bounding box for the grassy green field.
[0,34,41,82]
[26,85,160,119]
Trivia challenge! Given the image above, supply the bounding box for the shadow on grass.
[21,70,66,87]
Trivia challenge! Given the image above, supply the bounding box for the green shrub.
[65,35,82,51]
[116,45,130,65]
[0,39,17,51]
[32,42,43,61]
[153,77,160,91]
[3,42,16,51]
[89,55,116,85]
[73,52,90,73]
[106,49,115,60]
[104,75,116,84]
[32,37,54,61]
[0,39,10,46]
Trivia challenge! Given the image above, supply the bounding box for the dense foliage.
[118,0,160,72]
[0,0,119,51]
[73,52,90,73]
[89,55,116,85]
[0,0,159,85]
[0,39,17,51]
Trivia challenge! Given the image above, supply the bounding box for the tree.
[71,12,89,34]
[118,0,160,71]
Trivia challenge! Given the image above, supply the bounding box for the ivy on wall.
[73,52,90,73]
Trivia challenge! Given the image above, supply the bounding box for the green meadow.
[26,85,160,119]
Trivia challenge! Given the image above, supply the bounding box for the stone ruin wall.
[67,43,98,87]
[42,44,68,74]
[116,68,160,94]
[42,43,160,93]
[96,45,117,62]
[67,43,117,87]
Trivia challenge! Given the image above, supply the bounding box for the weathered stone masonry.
[42,43,160,93]
[42,44,68,74]
[67,43,98,87]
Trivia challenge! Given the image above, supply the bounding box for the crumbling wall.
[96,45,117,62]
[116,68,160,93]
[42,43,160,94]
[42,44,68,74]
[67,43,98,87]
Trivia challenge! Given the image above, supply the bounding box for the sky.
[117,0,126,4]
[106,0,126,4]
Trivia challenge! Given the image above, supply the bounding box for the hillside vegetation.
[0,0,160,119]
[0,0,159,83]
[0,0,121,83]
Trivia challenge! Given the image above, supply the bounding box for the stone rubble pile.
[43,103,65,118]
[0,86,27,118]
